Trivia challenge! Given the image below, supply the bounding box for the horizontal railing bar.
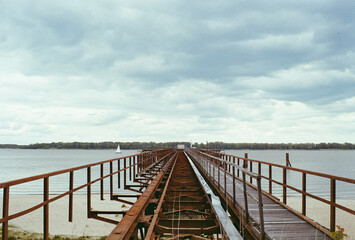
[216,152,355,184]
[0,149,173,188]
[0,164,126,224]
[199,152,260,179]
[0,151,172,224]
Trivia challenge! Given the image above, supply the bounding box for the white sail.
[116,144,121,154]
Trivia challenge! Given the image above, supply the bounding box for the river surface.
[0,149,354,199]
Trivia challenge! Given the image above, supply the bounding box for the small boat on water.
[116,144,121,154]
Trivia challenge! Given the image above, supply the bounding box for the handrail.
[0,149,167,188]
[186,148,265,239]
[205,149,355,233]
[205,151,355,184]
[199,151,260,179]
[0,148,175,240]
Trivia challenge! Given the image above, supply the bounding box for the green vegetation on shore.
[0,141,354,150]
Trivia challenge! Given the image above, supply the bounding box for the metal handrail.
[199,151,260,179]
[206,149,355,233]
[0,148,175,240]
[186,149,265,239]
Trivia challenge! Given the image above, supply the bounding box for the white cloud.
[0,0,354,144]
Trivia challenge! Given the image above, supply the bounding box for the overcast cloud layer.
[1,0,354,144]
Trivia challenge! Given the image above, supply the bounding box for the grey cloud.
[1,0,355,143]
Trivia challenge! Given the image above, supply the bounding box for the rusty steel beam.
[145,151,224,239]
[107,151,229,240]
[106,152,177,240]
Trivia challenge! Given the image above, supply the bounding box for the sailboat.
[116,144,121,154]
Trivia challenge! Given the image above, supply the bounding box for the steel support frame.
[187,152,266,240]
[106,152,177,240]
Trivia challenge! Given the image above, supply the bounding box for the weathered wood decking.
[198,159,331,239]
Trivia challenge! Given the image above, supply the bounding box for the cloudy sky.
[0,0,354,144]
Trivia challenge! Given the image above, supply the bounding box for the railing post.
[257,177,265,240]
[242,171,249,222]
[302,173,306,215]
[224,161,227,198]
[69,171,73,222]
[118,159,121,188]
[129,157,132,181]
[133,156,136,182]
[283,168,287,204]
[237,158,240,178]
[330,179,336,232]
[2,187,9,240]
[286,153,292,167]
[213,157,216,183]
[269,165,272,194]
[140,154,143,172]
[110,161,113,200]
[228,155,231,172]
[218,158,220,189]
[250,161,253,184]
[258,162,261,176]
[244,153,248,168]
[124,158,127,189]
[100,163,104,200]
[87,167,91,219]
[44,177,49,240]
[233,161,236,206]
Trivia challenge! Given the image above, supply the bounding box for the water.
[225,150,355,199]
[0,149,354,199]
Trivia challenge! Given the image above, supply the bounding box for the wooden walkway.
[191,153,331,240]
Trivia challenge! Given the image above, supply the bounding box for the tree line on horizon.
[0,141,354,150]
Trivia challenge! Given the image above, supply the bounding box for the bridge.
[1,148,354,239]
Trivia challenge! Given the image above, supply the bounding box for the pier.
[1,148,354,239]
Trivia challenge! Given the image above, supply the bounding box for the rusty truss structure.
[1,148,354,240]
[107,150,238,239]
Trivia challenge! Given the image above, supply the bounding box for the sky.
[0,0,354,144]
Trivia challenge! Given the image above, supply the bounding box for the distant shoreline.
[1,148,355,151]
[1,141,354,150]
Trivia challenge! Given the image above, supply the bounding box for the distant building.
[177,144,185,150]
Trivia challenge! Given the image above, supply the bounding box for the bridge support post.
[257,177,265,240]
[2,187,9,240]
[117,159,120,188]
[269,165,272,194]
[242,172,249,222]
[69,171,73,222]
[302,173,306,215]
[110,161,113,200]
[232,161,236,206]
[283,168,287,204]
[330,179,336,232]
[43,177,49,240]
[87,167,92,219]
[100,163,104,200]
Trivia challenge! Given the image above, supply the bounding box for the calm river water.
[0,149,354,199]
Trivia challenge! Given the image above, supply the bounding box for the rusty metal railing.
[203,150,355,233]
[0,148,174,240]
[186,148,265,239]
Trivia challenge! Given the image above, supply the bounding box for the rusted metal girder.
[106,152,178,239]
[107,151,232,240]
[144,151,224,239]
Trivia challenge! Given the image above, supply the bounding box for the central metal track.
[107,150,236,239]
